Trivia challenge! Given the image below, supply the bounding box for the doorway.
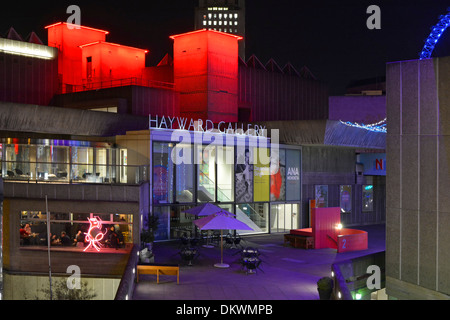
[270,203,300,233]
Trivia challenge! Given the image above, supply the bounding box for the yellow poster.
[253,148,270,202]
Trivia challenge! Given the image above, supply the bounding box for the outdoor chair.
[179,247,199,266]
[224,233,234,249]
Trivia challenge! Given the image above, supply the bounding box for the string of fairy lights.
[339,118,387,133]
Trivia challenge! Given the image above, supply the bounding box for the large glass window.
[19,211,133,250]
[270,203,299,233]
[71,147,93,181]
[235,147,253,203]
[0,141,133,185]
[217,146,234,202]
[175,144,195,203]
[197,145,216,202]
[153,142,174,204]
[236,203,268,235]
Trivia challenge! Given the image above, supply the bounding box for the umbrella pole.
[214,229,229,268]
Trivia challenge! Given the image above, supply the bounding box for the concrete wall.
[386,56,450,299]
[329,95,386,124]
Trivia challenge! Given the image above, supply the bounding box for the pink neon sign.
[84,216,107,252]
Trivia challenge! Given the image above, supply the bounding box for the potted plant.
[317,277,334,300]
[140,214,159,251]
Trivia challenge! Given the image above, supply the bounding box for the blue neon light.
[420,9,450,60]
[339,118,387,133]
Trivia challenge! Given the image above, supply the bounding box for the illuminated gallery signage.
[149,114,267,136]
[0,39,55,60]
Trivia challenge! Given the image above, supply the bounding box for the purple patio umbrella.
[184,204,235,248]
[194,211,253,268]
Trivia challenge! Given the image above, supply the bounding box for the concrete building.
[386,55,450,299]
[194,0,246,60]
[0,22,386,300]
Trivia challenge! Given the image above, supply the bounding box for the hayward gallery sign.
[148,115,281,169]
[149,114,268,136]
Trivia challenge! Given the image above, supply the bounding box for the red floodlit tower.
[45,22,109,92]
[170,29,242,123]
[79,41,147,86]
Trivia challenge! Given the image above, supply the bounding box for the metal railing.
[1,161,149,185]
[62,77,175,94]
[331,251,385,300]
[114,245,139,300]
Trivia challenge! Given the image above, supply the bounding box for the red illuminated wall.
[171,30,242,123]
[80,42,146,84]
[46,22,108,88]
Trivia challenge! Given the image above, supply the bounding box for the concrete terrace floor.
[132,224,385,300]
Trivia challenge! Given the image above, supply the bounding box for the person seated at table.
[74,230,85,248]
[105,226,119,249]
[50,233,60,245]
[19,224,31,245]
[60,231,72,246]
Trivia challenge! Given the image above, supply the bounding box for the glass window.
[270,203,299,233]
[198,145,216,202]
[174,144,195,203]
[167,205,196,240]
[203,20,207,26]
[340,185,352,213]
[236,203,268,235]
[217,146,234,202]
[71,147,93,181]
[19,211,133,250]
[362,185,374,212]
[4,144,33,180]
[153,206,170,241]
[153,142,173,204]
[234,13,238,19]
[52,146,70,181]
[235,147,253,203]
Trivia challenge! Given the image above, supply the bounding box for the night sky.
[1,0,450,95]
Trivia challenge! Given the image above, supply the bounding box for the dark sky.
[1,0,450,94]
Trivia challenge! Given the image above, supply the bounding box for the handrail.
[114,244,139,300]
[198,168,231,202]
[331,251,385,300]
[62,77,176,94]
[2,160,150,185]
